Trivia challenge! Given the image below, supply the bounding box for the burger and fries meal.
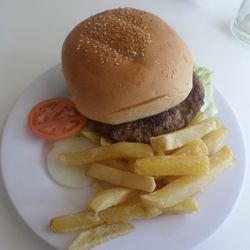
[27,7,235,250]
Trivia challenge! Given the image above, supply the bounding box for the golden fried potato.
[188,112,206,126]
[81,128,101,144]
[150,117,220,151]
[100,137,113,146]
[202,127,228,155]
[99,159,129,171]
[61,142,153,166]
[99,197,161,224]
[161,198,199,214]
[141,146,234,208]
[134,155,209,176]
[87,163,156,192]
[88,187,135,213]
[68,223,135,250]
[173,139,208,156]
[50,210,104,233]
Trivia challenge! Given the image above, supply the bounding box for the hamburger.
[62,7,204,143]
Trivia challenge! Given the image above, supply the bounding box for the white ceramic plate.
[1,65,246,250]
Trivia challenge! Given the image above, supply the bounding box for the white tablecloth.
[1,0,249,249]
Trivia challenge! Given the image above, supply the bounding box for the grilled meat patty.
[89,72,204,143]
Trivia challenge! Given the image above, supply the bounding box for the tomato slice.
[28,98,86,140]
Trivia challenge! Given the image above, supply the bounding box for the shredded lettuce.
[195,66,217,117]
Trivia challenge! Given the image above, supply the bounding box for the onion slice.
[47,136,96,188]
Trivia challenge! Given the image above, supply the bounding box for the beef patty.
[89,72,204,143]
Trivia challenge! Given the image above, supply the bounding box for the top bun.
[62,8,193,125]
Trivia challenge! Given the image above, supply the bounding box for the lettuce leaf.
[195,66,217,117]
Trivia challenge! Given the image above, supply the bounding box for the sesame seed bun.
[62,7,194,125]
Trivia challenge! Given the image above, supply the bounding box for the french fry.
[134,155,209,176]
[161,176,181,184]
[50,210,104,233]
[100,206,161,224]
[154,151,165,156]
[87,163,156,192]
[88,187,135,213]
[161,198,198,214]
[92,179,116,191]
[173,139,208,156]
[127,160,136,172]
[155,178,167,189]
[141,146,234,208]
[188,112,206,126]
[81,128,101,145]
[68,223,135,250]
[202,127,228,155]
[150,117,220,151]
[164,148,179,155]
[60,142,153,166]
[51,108,235,250]
[99,198,161,224]
[92,179,104,193]
[99,159,129,171]
[100,137,113,146]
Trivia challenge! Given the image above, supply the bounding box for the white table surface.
[1,0,250,249]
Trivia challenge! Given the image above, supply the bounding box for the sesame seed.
[76,8,153,63]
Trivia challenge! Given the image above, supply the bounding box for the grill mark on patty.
[89,72,204,143]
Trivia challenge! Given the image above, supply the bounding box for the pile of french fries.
[50,113,235,250]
